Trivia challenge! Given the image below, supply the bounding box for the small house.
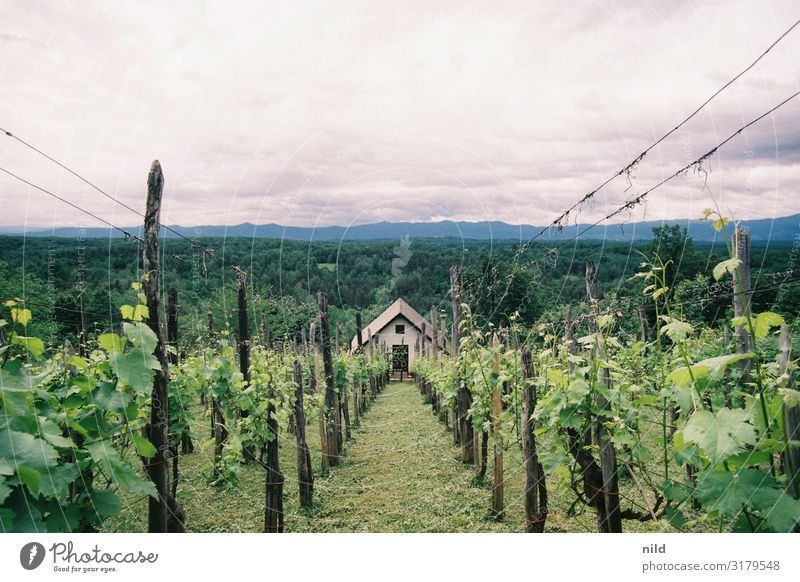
[350,298,449,375]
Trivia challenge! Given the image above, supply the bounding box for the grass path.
[306,381,517,532]
[110,381,613,532]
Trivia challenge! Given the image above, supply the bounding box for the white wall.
[369,314,422,371]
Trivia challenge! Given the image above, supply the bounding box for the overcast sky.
[2,0,799,231]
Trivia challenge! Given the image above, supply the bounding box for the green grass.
[106,381,683,532]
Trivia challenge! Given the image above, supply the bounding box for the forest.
[1,224,797,350]
[2,205,800,534]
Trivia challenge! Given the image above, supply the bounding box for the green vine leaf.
[682,408,756,465]
[10,308,31,327]
[712,257,742,281]
[659,317,693,342]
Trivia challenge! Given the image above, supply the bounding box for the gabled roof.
[350,298,447,353]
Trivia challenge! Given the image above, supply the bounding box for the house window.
[395,324,405,334]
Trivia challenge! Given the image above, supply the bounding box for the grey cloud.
[1,0,799,229]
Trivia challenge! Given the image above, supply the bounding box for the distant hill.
[2,213,798,243]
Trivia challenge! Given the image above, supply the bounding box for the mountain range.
[2,214,798,243]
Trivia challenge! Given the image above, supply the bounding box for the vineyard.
[1,159,798,534]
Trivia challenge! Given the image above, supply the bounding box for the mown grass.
[107,381,687,532]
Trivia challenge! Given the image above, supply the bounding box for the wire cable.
[536,90,800,254]
[515,17,800,255]
[0,165,143,242]
[1,127,214,256]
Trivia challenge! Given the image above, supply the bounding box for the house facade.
[350,298,448,374]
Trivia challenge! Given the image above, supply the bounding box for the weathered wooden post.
[166,288,193,455]
[310,322,329,475]
[354,313,364,418]
[361,328,375,412]
[78,297,88,357]
[521,346,547,532]
[451,266,474,464]
[780,325,800,498]
[167,288,179,366]
[638,304,650,344]
[564,304,577,373]
[369,327,377,400]
[585,262,598,333]
[342,367,352,441]
[235,267,255,462]
[419,320,428,397]
[293,359,314,508]
[441,313,448,354]
[733,227,754,383]
[430,307,438,361]
[586,262,622,533]
[264,378,284,533]
[491,333,504,517]
[142,160,170,533]
[319,292,339,466]
[308,322,316,373]
[205,290,225,482]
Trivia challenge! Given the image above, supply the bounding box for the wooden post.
[491,333,504,517]
[733,227,754,382]
[264,378,284,532]
[310,323,329,475]
[167,288,178,365]
[585,262,598,332]
[638,304,649,344]
[293,358,314,508]
[430,307,438,361]
[421,321,426,358]
[319,292,339,466]
[780,325,800,498]
[564,304,576,373]
[365,328,373,406]
[597,340,622,533]
[441,313,448,354]
[354,313,364,418]
[451,266,474,464]
[207,311,216,346]
[235,268,255,462]
[586,262,622,533]
[369,327,378,399]
[355,312,363,353]
[342,369,352,440]
[236,268,251,380]
[78,297,88,358]
[167,288,193,455]
[142,160,170,533]
[521,346,547,532]
[304,321,319,394]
